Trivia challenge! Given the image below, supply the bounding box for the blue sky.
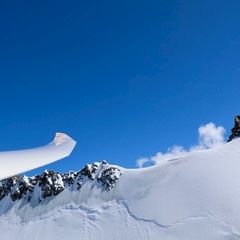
[0,0,239,174]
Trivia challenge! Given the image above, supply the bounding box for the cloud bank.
[136,122,226,168]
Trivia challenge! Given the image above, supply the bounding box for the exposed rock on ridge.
[0,161,123,202]
[228,115,240,142]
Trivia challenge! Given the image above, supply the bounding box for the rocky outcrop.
[0,161,123,203]
[228,115,240,142]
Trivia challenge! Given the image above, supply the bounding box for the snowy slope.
[0,139,240,240]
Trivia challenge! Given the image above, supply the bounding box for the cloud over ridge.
[136,122,226,168]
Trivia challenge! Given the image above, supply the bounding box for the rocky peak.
[0,161,123,203]
[228,115,240,142]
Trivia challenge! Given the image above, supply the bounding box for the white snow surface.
[0,133,76,180]
[1,139,240,239]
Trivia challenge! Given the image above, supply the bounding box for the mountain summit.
[0,161,122,203]
[1,133,240,239]
[228,115,240,142]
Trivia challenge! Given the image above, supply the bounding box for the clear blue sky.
[0,0,239,174]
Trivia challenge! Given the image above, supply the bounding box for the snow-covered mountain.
[1,139,240,240]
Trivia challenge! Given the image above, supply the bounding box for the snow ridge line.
[118,200,168,229]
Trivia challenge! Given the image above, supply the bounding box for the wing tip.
[53,132,75,145]
[53,132,77,154]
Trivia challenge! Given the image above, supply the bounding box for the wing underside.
[0,133,76,180]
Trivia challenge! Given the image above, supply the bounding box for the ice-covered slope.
[0,139,240,240]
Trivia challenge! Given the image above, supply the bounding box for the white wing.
[0,133,76,180]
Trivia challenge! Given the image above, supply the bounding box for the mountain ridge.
[0,161,122,203]
[1,139,240,239]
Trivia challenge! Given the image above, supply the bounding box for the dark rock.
[228,115,240,142]
[0,161,123,203]
[38,170,64,199]
[98,167,123,191]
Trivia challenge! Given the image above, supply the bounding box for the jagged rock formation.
[2,137,240,240]
[228,115,240,142]
[0,161,122,202]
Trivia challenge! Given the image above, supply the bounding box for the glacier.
[0,138,240,239]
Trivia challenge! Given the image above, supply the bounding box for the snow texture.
[0,139,240,239]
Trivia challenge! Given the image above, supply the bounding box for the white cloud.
[136,122,226,168]
[136,158,150,168]
[198,122,225,148]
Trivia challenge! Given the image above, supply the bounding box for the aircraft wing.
[0,133,76,181]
